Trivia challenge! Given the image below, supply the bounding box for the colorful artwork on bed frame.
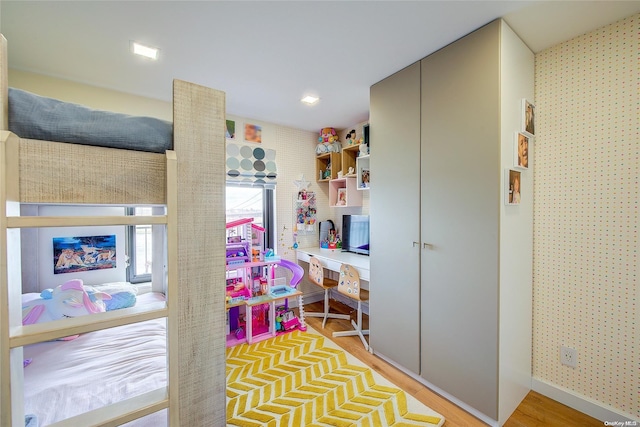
[53,235,116,274]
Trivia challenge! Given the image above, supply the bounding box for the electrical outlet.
[561,346,577,368]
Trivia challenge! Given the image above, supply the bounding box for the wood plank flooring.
[300,299,603,427]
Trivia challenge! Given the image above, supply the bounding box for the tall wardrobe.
[369,20,534,426]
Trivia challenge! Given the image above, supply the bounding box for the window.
[226,184,275,250]
[126,207,153,283]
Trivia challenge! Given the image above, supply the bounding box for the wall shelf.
[356,154,370,190]
[328,177,362,208]
[316,152,341,182]
[341,144,360,177]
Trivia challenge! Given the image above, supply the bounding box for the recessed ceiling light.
[301,95,319,105]
[131,41,159,60]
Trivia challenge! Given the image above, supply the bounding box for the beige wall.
[533,13,638,420]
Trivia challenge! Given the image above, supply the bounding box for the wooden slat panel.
[48,387,169,427]
[19,138,166,205]
[10,303,167,347]
[173,80,226,426]
[7,214,167,228]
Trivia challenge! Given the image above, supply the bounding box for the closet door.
[420,21,501,419]
[370,62,421,374]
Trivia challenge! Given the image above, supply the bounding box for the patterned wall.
[533,14,638,418]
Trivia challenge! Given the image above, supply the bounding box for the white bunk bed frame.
[0,35,227,426]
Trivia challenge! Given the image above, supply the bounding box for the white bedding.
[23,292,168,426]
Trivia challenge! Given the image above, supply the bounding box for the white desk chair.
[332,263,369,350]
[305,257,350,328]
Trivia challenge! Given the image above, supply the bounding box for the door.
[369,62,422,374]
[420,21,501,419]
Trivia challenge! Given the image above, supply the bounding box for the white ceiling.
[1,1,638,131]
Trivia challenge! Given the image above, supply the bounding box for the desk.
[296,247,370,281]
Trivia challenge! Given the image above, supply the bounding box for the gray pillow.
[8,87,172,153]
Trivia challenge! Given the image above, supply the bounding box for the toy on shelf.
[316,127,341,155]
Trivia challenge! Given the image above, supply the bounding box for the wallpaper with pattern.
[533,13,638,418]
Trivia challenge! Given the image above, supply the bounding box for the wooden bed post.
[0,132,25,427]
[171,80,226,426]
[0,35,7,131]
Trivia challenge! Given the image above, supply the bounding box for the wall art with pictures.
[244,123,262,143]
[522,98,535,137]
[53,235,116,274]
[514,131,530,170]
[505,169,522,205]
[226,119,236,140]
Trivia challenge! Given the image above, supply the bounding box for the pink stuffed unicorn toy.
[22,279,111,325]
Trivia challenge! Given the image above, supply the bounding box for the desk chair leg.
[305,288,350,328]
[333,300,370,351]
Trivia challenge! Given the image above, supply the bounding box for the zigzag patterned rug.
[226,328,445,426]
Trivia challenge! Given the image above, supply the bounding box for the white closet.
[369,20,534,426]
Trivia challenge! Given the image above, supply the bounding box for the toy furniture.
[332,263,370,350]
[305,257,350,328]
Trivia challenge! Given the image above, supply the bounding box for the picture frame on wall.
[514,132,529,170]
[53,235,116,274]
[522,98,535,137]
[505,169,521,205]
[244,123,262,143]
[225,119,236,140]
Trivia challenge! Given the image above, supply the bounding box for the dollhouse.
[225,218,305,346]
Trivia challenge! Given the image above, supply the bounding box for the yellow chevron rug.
[226,328,445,426]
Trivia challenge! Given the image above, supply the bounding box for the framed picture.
[53,235,116,274]
[244,123,262,143]
[522,98,535,137]
[505,169,521,205]
[336,188,347,206]
[361,169,370,188]
[514,132,530,170]
[225,119,236,140]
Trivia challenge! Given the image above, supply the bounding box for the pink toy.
[22,279,111,326]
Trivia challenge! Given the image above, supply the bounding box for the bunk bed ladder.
[0,135,178,425]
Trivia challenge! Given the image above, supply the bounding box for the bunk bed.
[0,34,227,426]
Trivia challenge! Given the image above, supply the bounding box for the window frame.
[226,183,276,251]
[125,207,152,284]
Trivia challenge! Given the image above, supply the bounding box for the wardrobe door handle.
[413,241,420,247]
[423,243,433,249]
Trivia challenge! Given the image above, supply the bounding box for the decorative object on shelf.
[359,143,369,156]
[346,129,357,145]
[360,169,370,189]
[521,98,535,137]
[514,132,529,170]
[505,169,521,205]
[336,188,347,206]
[348,166,355,175]
[316,127,341,154]
[226,119,236,140]
[244,123,262,143]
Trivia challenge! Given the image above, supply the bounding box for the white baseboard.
[372,350,499,427]
[532,377,638,423]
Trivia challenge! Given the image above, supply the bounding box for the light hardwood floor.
[300,299,603,427]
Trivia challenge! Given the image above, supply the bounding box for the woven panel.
[173,80,226,426]
[19,139,166,205]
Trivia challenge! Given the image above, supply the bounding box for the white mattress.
[23,292,168,426]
